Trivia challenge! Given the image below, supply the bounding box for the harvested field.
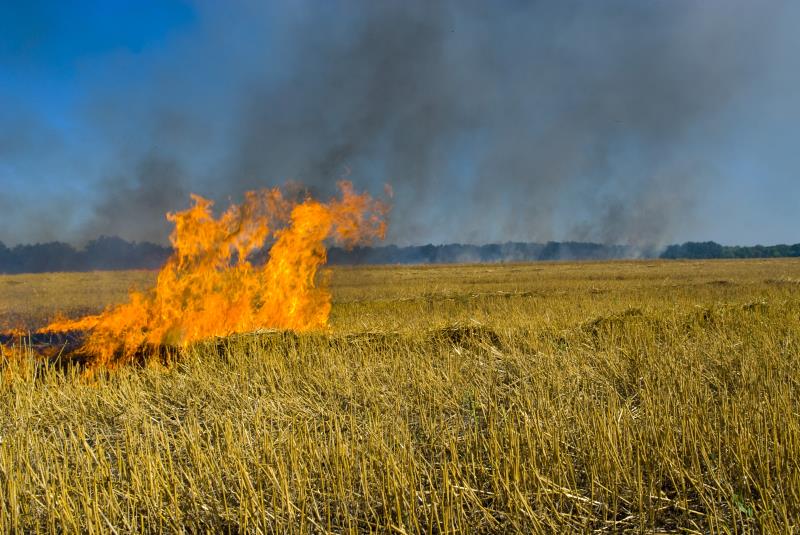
[1,259,799,532]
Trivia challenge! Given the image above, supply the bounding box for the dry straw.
[0,259,798,532]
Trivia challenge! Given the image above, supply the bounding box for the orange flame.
[42,181,388,369]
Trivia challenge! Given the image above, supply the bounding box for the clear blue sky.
[1,0,798,248]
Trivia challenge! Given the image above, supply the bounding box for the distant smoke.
[84,153,187,243]
[2,0,797,247]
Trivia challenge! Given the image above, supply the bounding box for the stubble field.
[1,259,799,533]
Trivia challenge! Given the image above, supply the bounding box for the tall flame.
[43,181,388,369]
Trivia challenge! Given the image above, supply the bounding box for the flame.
[42,181,388,369]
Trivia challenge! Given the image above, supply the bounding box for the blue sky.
[1,1,192,115]
[1,1,799,247]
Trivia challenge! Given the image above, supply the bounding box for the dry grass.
[1,259,799,532]
[0,270,152,331]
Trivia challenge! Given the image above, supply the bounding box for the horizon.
[3,233,800,252]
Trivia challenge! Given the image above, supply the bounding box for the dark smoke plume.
[2,0,797,248]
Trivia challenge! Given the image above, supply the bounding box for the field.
[1,260,799,532]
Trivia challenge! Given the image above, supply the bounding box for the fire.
[42,181,388,370]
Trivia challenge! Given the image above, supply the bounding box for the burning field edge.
[0,324,504,374]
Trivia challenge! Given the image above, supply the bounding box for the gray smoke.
[4,0,798,248]
[85,153,187,243]
[205,0,786,249]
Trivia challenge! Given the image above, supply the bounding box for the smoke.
[83,153,188,243]
[2,0,797,247]
[0,100,79,243]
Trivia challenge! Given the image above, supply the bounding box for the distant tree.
[6,242,80,273]
[660,241,800,260]
[661,241,724,259]
[0,242,9,265]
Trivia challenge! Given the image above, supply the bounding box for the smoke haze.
[2,0,799,248]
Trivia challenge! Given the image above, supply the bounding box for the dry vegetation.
[1,259,799,533]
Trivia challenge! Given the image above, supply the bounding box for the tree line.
[1,237,798,274]
[0,236,171,274]
[660,241,800,259]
